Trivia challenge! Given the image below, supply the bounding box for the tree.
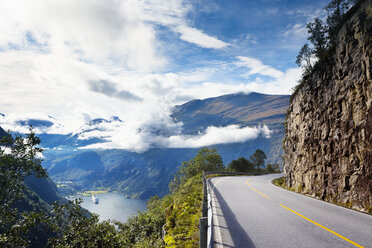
[227,157,255,172]
[266,163,280,173]
[249,149,267,171]
[296,43,313,73]
[170,148,224,191]
[306,18,328,58]
[325,0,355,43]
[49,199,125,247]
[0,127,48,247]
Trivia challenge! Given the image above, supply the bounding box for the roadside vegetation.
[227,149,280,173]
[1,129,281,247]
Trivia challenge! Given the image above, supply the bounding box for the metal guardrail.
[199,171,271,248]
[200,173,212,248]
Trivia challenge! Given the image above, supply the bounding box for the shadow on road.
[213,187,256,248]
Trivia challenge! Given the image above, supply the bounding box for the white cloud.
[232,56,302,95]
[165,125,271,148]
[235,56,284,79]
[242,67,302,95]
[245,34,258,44]
[175,25,229,49]
[283,23,307,38]
[0,0,294,154]
[0,0,165,72]
[0,0,231,127]
[138,0,189,26]
[137,0,228,49]
[81,124,271,152]
[0,112,65,134]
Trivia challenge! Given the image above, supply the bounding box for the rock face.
[284,0,372,213]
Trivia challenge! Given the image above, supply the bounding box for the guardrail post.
[199,217,208,248]
[202,175,208,217]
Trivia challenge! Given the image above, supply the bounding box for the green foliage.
[250,149,267,171]
[0,127,48,247]
[227,150,280,173]
[1,128,281,248]
[265,163,280,173]
[114,149,209,247]
[49,148,216,247]
[227,157,255,172]
[1,132,227,248]
[272,177,286,188]
[49,199,125,247]
[326,0,356,43]
[115,195,171,247]
[296,43,313,73]
[293,0,357,100]
[170,147,224,192]
[306,18,328,59]
[164,175,203,247]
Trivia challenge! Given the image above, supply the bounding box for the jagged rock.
[284,0,372,213]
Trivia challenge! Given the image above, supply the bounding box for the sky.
[0,0,329,151]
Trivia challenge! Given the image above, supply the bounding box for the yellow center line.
[251,187,271,199]
[279,204,364,248]
[245,180,271,199]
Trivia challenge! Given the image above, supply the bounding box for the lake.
[71,193,147,222]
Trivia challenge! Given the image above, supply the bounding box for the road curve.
[209,174,372,248]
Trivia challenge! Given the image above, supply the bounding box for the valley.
[1,92,289,199]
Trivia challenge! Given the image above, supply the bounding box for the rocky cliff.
[284,0,372,213]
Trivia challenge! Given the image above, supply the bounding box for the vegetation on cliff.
[0,128,50,247]
[285,0,372,213]
[293,0,360,101]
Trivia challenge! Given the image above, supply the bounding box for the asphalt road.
[209,174,372,248]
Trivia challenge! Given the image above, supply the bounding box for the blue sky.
[0,0,329,150]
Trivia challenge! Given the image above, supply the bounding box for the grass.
[272,177,285,188]
[272,177,372,215]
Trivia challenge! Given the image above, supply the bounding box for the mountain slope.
[0,125,65,247]
[172,92,289,133]
[0,126,8,137]
[41,92,289,199]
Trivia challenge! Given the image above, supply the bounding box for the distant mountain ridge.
[172,92,289,133]
[2,92,290,199]
[0,126,8,139]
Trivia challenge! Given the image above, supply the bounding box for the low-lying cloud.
[164,125,271,148]
[81,122,271,152]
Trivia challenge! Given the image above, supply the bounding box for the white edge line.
[209,177,229,246]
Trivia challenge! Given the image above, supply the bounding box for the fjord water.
[71,193,146,222]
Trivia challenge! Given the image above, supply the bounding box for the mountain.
[0,126,9,138]
[39,92,289,199]
[172,92,289,133]
[0,124,65,247]
[0,125,65,209]
[16,175,65,212]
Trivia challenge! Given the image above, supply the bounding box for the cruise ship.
[92,194,99,204]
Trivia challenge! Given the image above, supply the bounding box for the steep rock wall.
[284,0,372,212]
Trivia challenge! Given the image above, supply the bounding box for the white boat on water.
[92,194,99,204]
